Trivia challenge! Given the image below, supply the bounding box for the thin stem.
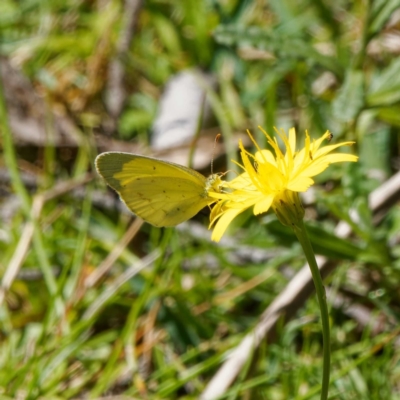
[293,220,330,400]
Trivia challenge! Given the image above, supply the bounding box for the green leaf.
[118,109,154,138]
[367,58,400,106]
[213,25,343,75]
[152,14,182,55]
[332,70,364,122]
[376,106,400,126]
[369,0,400,37]
[359,127,392,178]
[266,220,362,260]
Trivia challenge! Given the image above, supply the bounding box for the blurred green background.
[1,0,400,398]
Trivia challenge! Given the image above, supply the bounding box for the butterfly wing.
[95,152,213,227]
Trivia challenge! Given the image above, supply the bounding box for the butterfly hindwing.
[120,177,212,226]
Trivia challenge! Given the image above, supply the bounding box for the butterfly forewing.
[95,152,214,226]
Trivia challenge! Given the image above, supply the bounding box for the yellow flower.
[208,127,358,242]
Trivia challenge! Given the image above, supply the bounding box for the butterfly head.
[205,174,223,196]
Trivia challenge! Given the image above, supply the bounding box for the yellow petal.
[288,127,297,154]
[211,208,244,242]
[287,176,315,191]
[255,149,276,166]
[227,173,253,190]
[253,195,274,215]
[256,162,284,192]
[309,131,330,153]
[298,160,330,178]
[314,141,355,158]
[209,201,225,226]
[321,153,358,163]
[208,191,231,200]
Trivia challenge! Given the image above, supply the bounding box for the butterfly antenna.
[211,134,221,175]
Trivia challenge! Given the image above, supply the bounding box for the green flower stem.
[293,219,330,400]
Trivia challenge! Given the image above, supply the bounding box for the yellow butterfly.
[95,152,222,227]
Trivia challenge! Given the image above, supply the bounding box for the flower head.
[208,127,358,242]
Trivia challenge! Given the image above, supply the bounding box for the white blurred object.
[151,69,215,151]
